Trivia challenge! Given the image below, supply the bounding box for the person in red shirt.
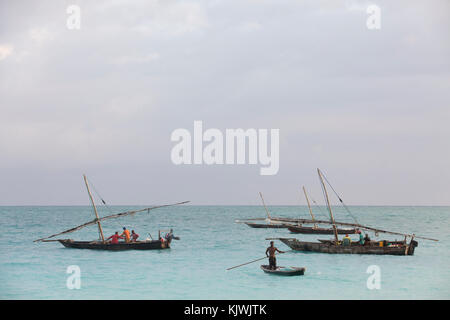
[131,230,139,242]
[107,231,123,244]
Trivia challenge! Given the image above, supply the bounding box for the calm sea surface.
[0,205,449,299]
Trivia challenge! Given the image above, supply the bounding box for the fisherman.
[106,231,123,244]
[131,230,139,242]
[357,230,364,245]
[265,241,284,270]
[164,229,174,242]
[342,234,352,246]
[121,227,131,243]
[364,233,371,246]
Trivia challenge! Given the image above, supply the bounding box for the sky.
[0,0,449,205]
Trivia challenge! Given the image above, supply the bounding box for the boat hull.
[260,265,306,276]
[279,238,417,256]
[58,239,170,250]
[287,225,357,234]
[245,222,289,229]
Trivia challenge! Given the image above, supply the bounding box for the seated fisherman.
[357,230,364,245]
[164,229,174,242]
[107,231,123,244]
[131,230,139,242]
[120,227,131,243]
[342,234,352,246]
[364,233,371,245]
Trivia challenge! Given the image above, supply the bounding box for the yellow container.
[379,241,384,247]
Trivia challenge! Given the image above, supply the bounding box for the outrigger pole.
[318,168,339,244]
[83,174,105,243]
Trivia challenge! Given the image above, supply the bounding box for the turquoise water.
[0,205,449,299]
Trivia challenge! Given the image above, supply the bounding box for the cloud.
[0,44,14,60]
[0,0,449,205]
[92,0,209,36]
[29,27,54,44]
[238,21,262,32]
[110,52,160,65]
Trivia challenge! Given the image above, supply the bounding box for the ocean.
[0,205,449,299]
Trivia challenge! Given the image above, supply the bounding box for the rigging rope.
[320,171,359,225]
[87,177,114,215]
[86,177,114,240]
[310,197,331,220]
[319,175,334,222]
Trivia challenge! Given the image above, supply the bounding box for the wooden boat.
[239,187,358,234]
[238,192,306,230]
[34,175,188,251]
[277,238,418,256]
[58,238,171,250]
[287,225,357,234]
[245,222,289,229]
[260,265,306,276]
[265,169,437,256]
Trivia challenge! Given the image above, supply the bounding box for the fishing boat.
[286,186,357,234]
[237,188,358,234]
[34,175,189,251]
[244,220,290,229]
[268,169,438,256]
[277,238,418,256]
[287,225,357,234]
[260,265,306,276]
[57,237,170,251]
[236,193,294,229]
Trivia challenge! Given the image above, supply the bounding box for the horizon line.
[0,204,449,207]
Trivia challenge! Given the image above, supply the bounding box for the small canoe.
[260,265,306,276]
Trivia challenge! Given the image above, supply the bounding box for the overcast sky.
[0,0,449,205]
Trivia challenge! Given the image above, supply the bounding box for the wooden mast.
[317,169,339,243]
[302,186,317,229]
[83,174,105,243]
[259,192,272,221]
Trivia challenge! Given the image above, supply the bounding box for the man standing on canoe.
[266,241,284,270]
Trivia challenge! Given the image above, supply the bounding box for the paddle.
[226,250,292,271]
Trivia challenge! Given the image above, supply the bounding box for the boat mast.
[259,192,272,221]
[83,174,105,243]
[317,169,339,243]
[302,186,317,228]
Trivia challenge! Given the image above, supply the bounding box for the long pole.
[259,192,272,220]
[318,169,339,243]
[302,186,317,228]
[226,251,289,271]
[83,174,105,243]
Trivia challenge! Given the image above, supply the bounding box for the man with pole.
[266,241,285,270]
